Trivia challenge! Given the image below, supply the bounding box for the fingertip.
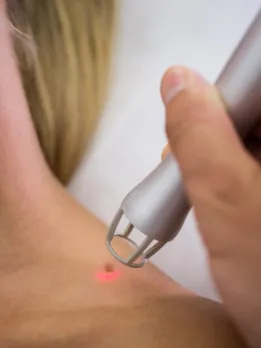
[161,144,170,160]
[161,66,225,113]
[160,66,188,106]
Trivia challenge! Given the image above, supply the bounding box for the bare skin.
[161,67,261,348]
[0,2,248,347]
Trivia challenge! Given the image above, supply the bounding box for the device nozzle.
[106,209,165,268]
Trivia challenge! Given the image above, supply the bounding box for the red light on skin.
[96,270,120,282]
[96,263,120,282]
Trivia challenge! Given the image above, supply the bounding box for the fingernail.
[161,68,185,105]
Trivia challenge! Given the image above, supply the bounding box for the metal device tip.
[106,209,165,268]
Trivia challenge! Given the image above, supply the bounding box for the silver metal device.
[106,9,261,268]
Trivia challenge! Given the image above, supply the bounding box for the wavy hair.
[7,0,116,184]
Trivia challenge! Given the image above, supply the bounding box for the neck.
[0,8,51,215]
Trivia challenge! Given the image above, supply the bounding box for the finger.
[161,67,261,347]
[161,144,170,160]
[160,66,260,209]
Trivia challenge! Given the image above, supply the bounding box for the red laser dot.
[96,264,120,282]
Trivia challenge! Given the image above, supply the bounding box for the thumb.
[161,67,258,205]
[161,67,261,252]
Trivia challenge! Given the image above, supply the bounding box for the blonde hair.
[7,0,116,184]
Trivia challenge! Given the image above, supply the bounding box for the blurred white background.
[70,0,260,300]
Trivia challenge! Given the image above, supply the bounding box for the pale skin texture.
[0,1,256,347]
